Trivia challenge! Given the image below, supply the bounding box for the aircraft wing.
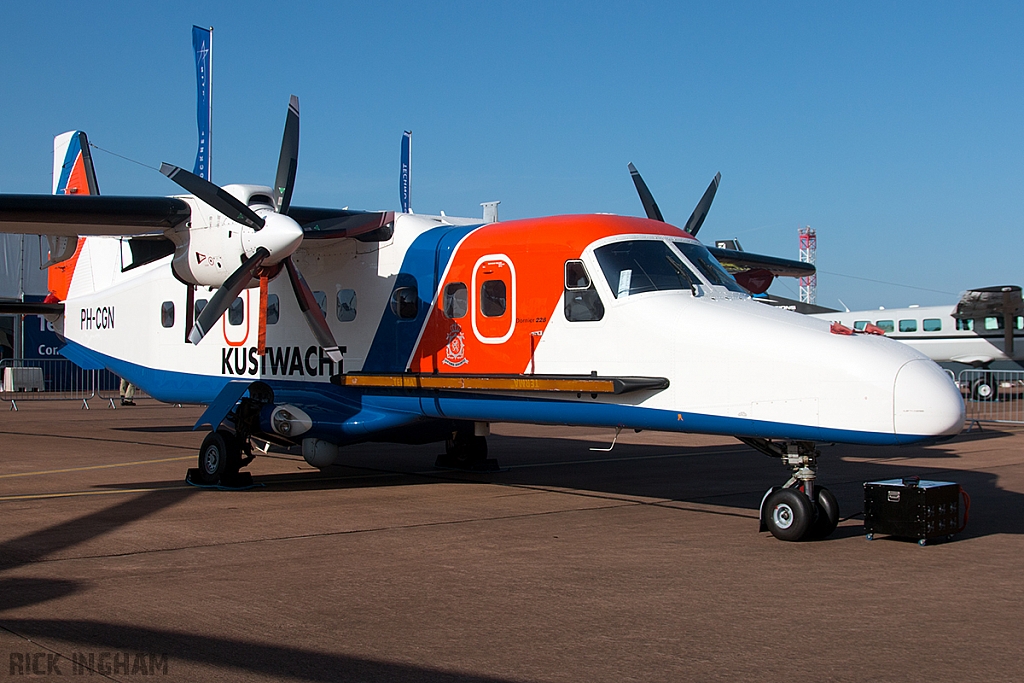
[706,246,814,278]
[0,194,190,236]
[288,206,396,241]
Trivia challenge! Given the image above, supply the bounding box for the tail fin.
[45,131,96,296]
[52,131,99,196]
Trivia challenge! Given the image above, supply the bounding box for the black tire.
[807,486,840,540]
[445,431,488,465]
[763,488,814,542]
[197,430,240,484]
[972,377,998,401]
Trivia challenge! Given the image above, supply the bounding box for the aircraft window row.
[955,317,1023,332]
[673,242,747,293]
[391,286,418,319]
[186,291,349,329]
[563,260,604,321]
[980,316,1024,331]
[161,302,174,328]
[443,283,468,319]
[855,318,945,333]
[480,280,507,317]
[337,289,356,322]
[595,240,698,298]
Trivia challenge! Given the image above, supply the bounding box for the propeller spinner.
[162,95,343,362]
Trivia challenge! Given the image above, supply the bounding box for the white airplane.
[0,98,965,542]
[810,286,1023,399]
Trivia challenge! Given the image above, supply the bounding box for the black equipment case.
[864,477,961,544]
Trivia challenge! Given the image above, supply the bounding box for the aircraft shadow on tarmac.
[78,428,1024,541]
[0,430,1020,678]
[0,618,519,682]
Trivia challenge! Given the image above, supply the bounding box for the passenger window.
[853,321,868,331]
[1017,316,1023,330]
[899,319,917,332]
[336,289,356,322]
[956,319,973,331]
[984,316,1004,330]
[875,320,894,333]
[313,291,327,318]
[195,298,208,319]
[443,282,468,319]
[480,280,507,317]
[391,286,418,319]
[160,301,174,328]
[266,294,279,325]
[228,297,244,326]
[565,260,591,290]
[923,318,942,332]
[595,240,698,298]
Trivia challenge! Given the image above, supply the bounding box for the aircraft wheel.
[197,430,239,484]
[972,377,998,401]
[446,431,488,466]
[763,488,814,542]
[807,486,840,540]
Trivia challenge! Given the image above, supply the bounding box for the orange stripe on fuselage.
[46,153,91,301]
[411,214,692,375]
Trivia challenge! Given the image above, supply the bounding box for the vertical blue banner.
[192,26,212,180]
[400,130,412,213]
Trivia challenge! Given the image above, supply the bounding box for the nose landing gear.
[741,438,840,542]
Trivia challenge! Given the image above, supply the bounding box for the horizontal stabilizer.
[0,195,190,236]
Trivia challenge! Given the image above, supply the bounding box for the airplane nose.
[893,359,965,442]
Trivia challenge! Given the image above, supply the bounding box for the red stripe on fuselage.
[410,214,693,374]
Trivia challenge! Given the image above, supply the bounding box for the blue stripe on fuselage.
[60,341,935,448]
[362,224,480,372]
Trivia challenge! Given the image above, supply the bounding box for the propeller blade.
[273,96,300,214]
[160,163,266,231]
[284,256,343,362]
[682,172,721,237]
[189,248,270,345]
[627,162,664,223]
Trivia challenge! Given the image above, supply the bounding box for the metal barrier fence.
[0,358,126,410]
[958,369,1024,425]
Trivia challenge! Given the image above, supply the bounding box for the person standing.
[119,378,136,406]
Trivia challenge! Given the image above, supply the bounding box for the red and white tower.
[799,226,817,305]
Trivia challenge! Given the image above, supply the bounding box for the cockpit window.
[594,240,698,298]
[673,242,747,293]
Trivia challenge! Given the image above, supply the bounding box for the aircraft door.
[472,255,515,344]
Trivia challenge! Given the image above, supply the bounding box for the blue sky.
[1,2,1021,310]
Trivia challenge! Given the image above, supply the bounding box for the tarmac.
[1,398,1022,682]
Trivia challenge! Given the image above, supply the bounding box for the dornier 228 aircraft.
[0,97,965,542]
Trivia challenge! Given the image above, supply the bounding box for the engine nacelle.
[169,184,277,288]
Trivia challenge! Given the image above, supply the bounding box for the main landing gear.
[188,384,274,487]
[740,438,840,542]
[435,422,499,471]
